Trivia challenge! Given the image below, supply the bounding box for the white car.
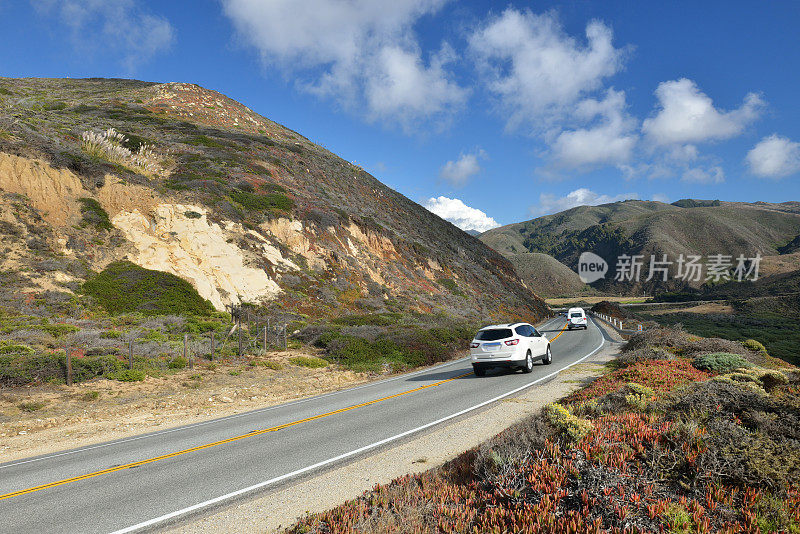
[470,322,552,376]
[567,307,588,330]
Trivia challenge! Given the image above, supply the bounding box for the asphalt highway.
[0,317,607,533]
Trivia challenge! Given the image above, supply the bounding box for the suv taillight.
[504,339,519,346]
[470,342,479,348]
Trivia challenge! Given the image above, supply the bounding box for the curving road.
[0,317,607,533]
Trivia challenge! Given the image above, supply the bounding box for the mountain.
[480,199,800,293]
[505,253,591,298]
[0,77,547,322]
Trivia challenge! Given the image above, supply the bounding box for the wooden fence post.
[185,334,193,369]
[66,347,73,387]
[238,313,243,357]
[210,332,215,361]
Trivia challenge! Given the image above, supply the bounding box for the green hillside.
[481,199,800,293]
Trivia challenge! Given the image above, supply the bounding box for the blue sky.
[2,1,799,232]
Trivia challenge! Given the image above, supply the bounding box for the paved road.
[0,317,606,534]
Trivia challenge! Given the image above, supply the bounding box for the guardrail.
[587,311,645,339]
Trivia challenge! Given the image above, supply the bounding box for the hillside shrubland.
[286,326,799,533]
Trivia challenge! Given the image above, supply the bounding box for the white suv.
[470,323,552,377]
[567,307,588,330]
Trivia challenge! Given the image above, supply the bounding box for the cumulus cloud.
[642,79,764,145]
[550,89,637,169]
[221,0,467,131]
[469,8,627,131]
[32,0,174,73]
[439,148,487,186]
[681,166,725,184]
[530,188,638,216]
[423,196,500,232]
[746,134,800,179]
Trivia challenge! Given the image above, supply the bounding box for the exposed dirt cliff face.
[0,77,548,322]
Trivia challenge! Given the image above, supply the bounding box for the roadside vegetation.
[296,313,478,373]
[286,325,799,533]
[638,295,800,366]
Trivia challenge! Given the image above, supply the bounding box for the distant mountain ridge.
[481,199,800,293]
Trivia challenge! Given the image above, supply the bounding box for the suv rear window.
[570,312,583,318]
[475,328,512,341]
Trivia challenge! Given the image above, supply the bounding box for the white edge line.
[2,317,561,471]
[110,319,602,534]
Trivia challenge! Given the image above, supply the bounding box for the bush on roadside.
[83,261,215,316]
[692,352,753,373]
[289,356,329,368]
[109,369,146,382]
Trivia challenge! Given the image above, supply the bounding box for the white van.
[567,307,587,330]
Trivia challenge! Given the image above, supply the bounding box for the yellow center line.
[0,370,472,502]
[549,321,568,342]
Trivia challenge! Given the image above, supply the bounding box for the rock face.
[112,204,283,310]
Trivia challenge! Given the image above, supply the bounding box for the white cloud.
[32,0,174,73]
[681,166,725,184]
[221,0,466,131]
[469,8,627,131]
[642,79,764,145]
[424,196,500,232]
[746,134,800,179]
[439,148,487,186]
[530,188,638,216]
[652,193,670,203]
[550,89,637,168]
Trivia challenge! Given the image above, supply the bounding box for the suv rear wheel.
[522,350,533,373]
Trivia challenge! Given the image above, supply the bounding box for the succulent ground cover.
[286,326,799,533]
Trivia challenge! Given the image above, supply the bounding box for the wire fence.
[61,305,293,386]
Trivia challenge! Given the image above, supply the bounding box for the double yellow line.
[1,320,570,502]
[0,370,472,502]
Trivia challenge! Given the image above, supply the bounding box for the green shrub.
[184,135,225,148]
[41,323,80,337]
[82,391,100,401]
[143,329,169,342]
[72,355,124,382]
[101,330,123,339]
[289,356,329,368]
[743,339,768,353]
[83,261,215,316]
[260,360,283,370]
[229,190,293,213]
[168,356,188,369]
[662,503,693,533]
[77,198,113,231]
[543,403,593,442]
[331,313,401,326]
[18,400,48,412]
[692,352,753,373]
[0,343,35,356]
[110,369,146,382]
[184,210,202,219]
